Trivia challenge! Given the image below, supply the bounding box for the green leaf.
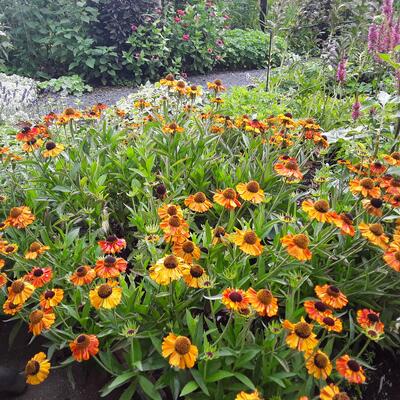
[138,375,162,400]
[85,57,96,69]
[180,381,199,396]
[106,371,136,392]
[191,369,210,396]
[206,370,234,383]
[234,373,255,390]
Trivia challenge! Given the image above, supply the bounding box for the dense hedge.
[0,0,278,85]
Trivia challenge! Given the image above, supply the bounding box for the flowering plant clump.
[0,76,400,399]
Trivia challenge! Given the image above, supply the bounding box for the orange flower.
[42,141,64,158]
[25,242,50,260]
[7,279,35,304]
[222,288,250,311]
[3,298,24,315]
[369,161,387,176]
[349,178,380,198]
[162,333,198,369]
[162,122,184,134]
[356,309,384,338]
[336,355,366,384]
[207,79,226,93]
[304,300,332,321]
[95,255,127,278]
[173,239,201,263]
[383,151,400,166]
[70,334,99,361]
[282,317,318,352]
[235,390,262,400]
[70,265,96,286]
[213,188,241,209]
[39,288,64,310]
[315,284,348,309]
[361,198,383,217]
[332,213,355,237]
[4,206,35,229]
[317,315,343,332]
[247,287,278,317]
[304,349,332,379]
[0,272,7,288]
[385,177,400,196]
[160,215,190,243]
[236,181,265,204]
[184,192,213,213]
[0,242,18,255]
[28,309,56,336]
[320,384,350,400]
[98,235,126,254]
[212,226,228,245]
[229,229,264,256]
[281,233,312,261]
[358,222,389,249]
[0,258,5,269]
[302,199,335,223]
[157,204,184,220]
[149,255,186,285]
[274,156,303,180]
[24,267,53,288]
[181,264,210,288]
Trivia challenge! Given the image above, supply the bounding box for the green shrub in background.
[220,29,287,70]
[37,75,93,95]
[220,0,260,29]
[0,21,12,68]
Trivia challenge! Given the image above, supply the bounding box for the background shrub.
[219,29,287,70]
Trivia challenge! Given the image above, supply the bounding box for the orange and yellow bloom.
[162,333,198,369]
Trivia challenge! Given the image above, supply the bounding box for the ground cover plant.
[0,71,400,400]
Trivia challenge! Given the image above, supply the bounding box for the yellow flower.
[25,352,51,385]
[162,333,198,369]
[89,282,122,309]
[229,229,264,256]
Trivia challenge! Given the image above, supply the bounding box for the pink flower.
[207,48,213,53]
[174,17,181,23]
[131,24,138,32]
[352,99,361,121]
[177,9,185,16]
[182,34,190,41]
[336,58,347,83]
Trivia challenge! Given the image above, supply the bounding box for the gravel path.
[34,69,267,114]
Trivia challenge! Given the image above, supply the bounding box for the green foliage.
[37,75,93,95]
[220,29,287,70]
[0,20,12,67]
[219,0,260,29]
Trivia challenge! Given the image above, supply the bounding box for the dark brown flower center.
[246,181,260,193]
[370,223,384,236]
[76,266,88,277]
[293,234,309,249]
[286,160,298,170]
[44,290,55,299]
[326,285,340,297]
[33,269,44,277]
[165,73,174,81]
[391,178,400,187]
[214,226,225,237]
[214,79,222,86]
[156,184,167,196]
[11,280,25,294]
[367,313,379,323]
[256,289,273,305]
[169,216,181,227]
[223,188,236,200]
[182,241,195,253]
[29,310,44,324]
[190,265,203,278]
[347,359,360,372]
[177,81,186,89]
[244,231,257,245]
[315,301,328,312]
[29,242,42,252]
[294,322,311,338]
[395,251,400,261]
[194,192,206,203]
[370,198,383,208]
[174,336,191,355]
[322,317,335,326]
[104,256,116,266]
[64,108,76,116]
[98,284,112,298]
[391,152,400,160]
[167,205,177,216]
[25,360,40,376]
[76,334,90,347]
[333,393,350,400]
[229,291,243,303]
[164,255,178,269]
[5,245,16,253]
[314,353,329,368]
[106,235,117,243]
[10,207,22,218]
[314,200,329,213]
[360,178,374,189]
[45,141,56,150]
